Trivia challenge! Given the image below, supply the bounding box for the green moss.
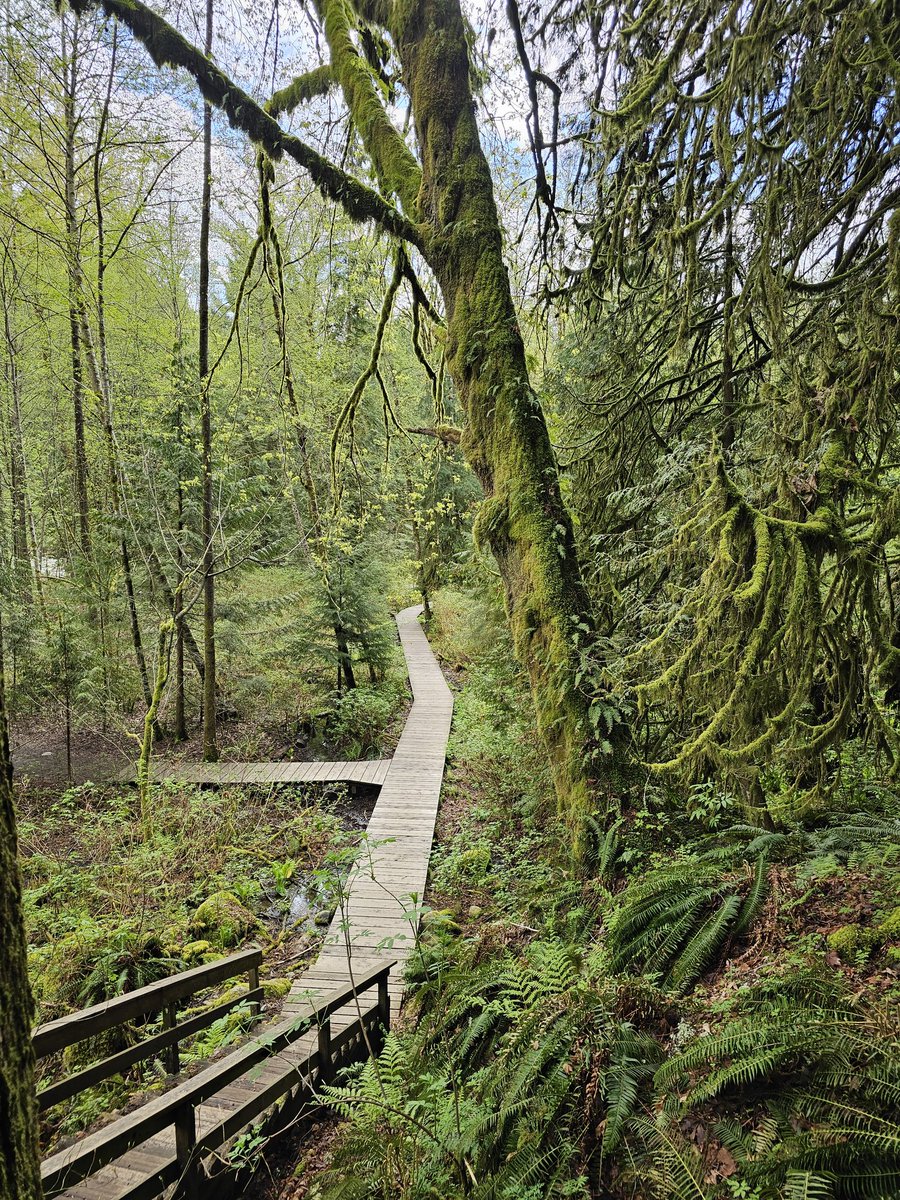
[471,492,509,550]
[262,977,292,999]
[826,924,865,958]
[318,0,421,211]
[826,923,881,960]
[192,891,258,948]
[266,65,334,118]
[877,906,900,939]
[180,939,214,962]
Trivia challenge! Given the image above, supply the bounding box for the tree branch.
[267,64,335,118]
[408,424,462,447]
[65,0,422,247]
[314,0,422,213]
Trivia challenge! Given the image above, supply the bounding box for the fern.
[628,1114,713,1200]
[606,855,767,988]
[784,1172,835,1200]
[602,1023,661,1153]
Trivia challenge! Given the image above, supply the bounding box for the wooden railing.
[39,957,395,1200]
[34,946,263,1114]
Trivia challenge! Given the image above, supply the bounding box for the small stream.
[263,784,376,936]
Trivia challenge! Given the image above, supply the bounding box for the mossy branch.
[65,0,422,247]
[267,64,335,118]
[314,0,422,213]
[137,620,173,838]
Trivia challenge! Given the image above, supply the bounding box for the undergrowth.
[309,586,900,1200]
[18,779,363,1142]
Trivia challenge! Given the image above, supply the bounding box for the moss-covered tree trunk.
[0,617,42,1200]
[394,0,600,822]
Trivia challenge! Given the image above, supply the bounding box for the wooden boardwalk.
[121,759,391,787]
[45,605,452,1199]
[286,604,454,1018]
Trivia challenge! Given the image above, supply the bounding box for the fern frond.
[783,1171,835,1200]
[669,893,742,990]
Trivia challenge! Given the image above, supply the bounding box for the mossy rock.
[181,940,215,963]
[877,906,900,940]
[827,924,861,958]
[262,977,292,999]
[827,923,878,961]
[421,909,462,935]
[192,892,258,948]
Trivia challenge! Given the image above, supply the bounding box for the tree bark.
[61,14,91,559]
[0,613,42,1200]
[1,256,32,596]
[200,0,218,762]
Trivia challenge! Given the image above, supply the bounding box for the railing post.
[174,1101,199,1200]
[378,970,391,1033]
[163,1003,180,1075]
[247,960,260,1018]
[317,1018,332,1085]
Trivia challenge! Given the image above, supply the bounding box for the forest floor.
[11,713,134,785]
[249,588,900,1199]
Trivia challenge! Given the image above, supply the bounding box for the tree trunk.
[62,15,91,559]
[145,547,205,682]
[89,26,152,711]
[0,613,42,1200]
[1,263,32,598]
[173,403,187,741]
[395,0,605,822]
[199,0,218,762]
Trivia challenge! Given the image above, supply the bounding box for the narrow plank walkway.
[49,606,452,1199]
[120,759,391,787]
[285,604,454,1019]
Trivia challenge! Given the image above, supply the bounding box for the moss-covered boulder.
[191,892,258,948]
[826,922,880,961]
[180,940,214,963]
[262,977,292,999]
[827,924,863,958]
[877,906,900,940]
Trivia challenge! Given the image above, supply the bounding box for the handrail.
[34,947,264,1115]
[33,946,263,1059]
[41,957,395,1199]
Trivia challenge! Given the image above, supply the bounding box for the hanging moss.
[267,64,335,118]
[315,0,422,212]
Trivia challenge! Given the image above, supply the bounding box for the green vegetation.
[0,0,898,1196]
[317,586,900,1200]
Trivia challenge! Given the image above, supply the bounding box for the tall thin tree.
[199,0,217,761]
[0,610,41,1200]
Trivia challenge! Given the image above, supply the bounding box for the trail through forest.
[1,1,899,1198]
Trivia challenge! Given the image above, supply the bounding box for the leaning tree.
[61,0,626,825]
